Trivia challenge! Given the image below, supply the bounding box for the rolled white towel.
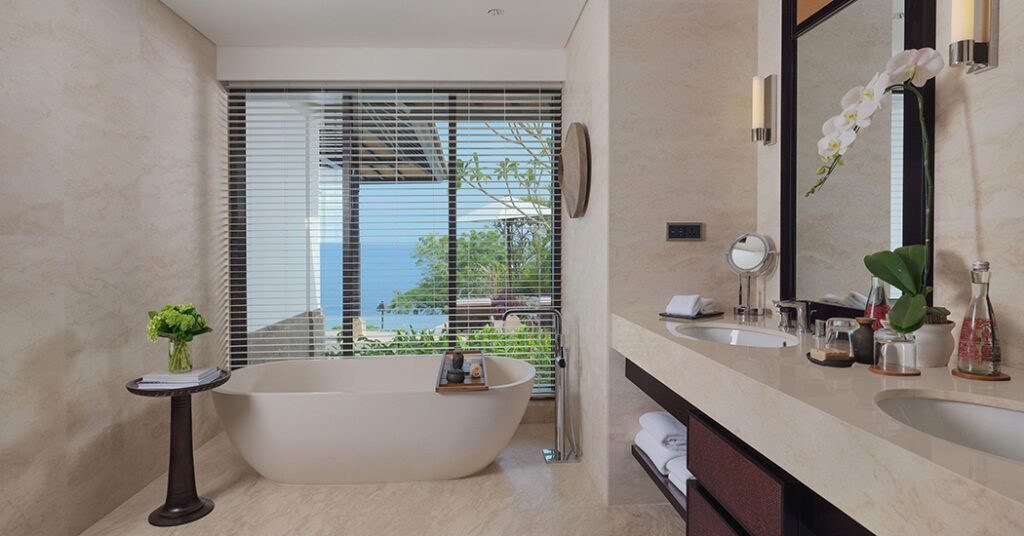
[667,470,691,496]
[666,295,714,317]
[666,457,692,495]
[666,456,693,481]
[635,430,683,475]
[639,411,687,450]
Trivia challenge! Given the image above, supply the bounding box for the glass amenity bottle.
[864,277,890,330]
[956,261,1001,376]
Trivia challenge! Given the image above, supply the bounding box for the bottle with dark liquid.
[864,277,890,330]
[956,261,1001,376]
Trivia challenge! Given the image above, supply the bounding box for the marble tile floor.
[80,424,685,536]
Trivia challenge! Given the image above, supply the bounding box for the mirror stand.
[726,233,777,317]
[734,274,766,317]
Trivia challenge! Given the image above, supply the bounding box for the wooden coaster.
[868,365,921,377]
[951,369,1011,382]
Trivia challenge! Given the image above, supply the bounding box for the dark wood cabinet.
[688,414,792,536]
[626,359,873,536]
[687,480,749,536]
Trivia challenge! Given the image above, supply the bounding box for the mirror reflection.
[796,0,905,305]
[730,235,770,273]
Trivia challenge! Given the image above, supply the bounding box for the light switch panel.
[667,222,704,241]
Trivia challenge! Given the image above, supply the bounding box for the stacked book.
[136,367,221,390]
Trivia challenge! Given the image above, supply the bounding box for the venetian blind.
[226,85,561,394]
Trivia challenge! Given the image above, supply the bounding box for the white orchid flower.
[842,104,870,129]
[817,128,856,159]
[855,72,889,122]
[886,48,944,87]
[823,113,855,136]
[841,86,864,109]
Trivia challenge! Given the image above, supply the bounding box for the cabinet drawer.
[687,480,748,536]
[687,413,787,536]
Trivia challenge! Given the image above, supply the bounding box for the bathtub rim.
[213,355,536,397]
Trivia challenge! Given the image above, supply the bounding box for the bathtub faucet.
[501,308,579,464]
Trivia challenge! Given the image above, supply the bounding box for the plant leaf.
[894,245,926,290]
[927,306,951,317]
[864,251,918,294]
[888,294,927,333]
[148,311,158,319]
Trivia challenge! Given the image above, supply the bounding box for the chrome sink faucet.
[774,300,807,334]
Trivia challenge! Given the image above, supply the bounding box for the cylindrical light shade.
[751,76,764,130]
[977,0,991,43]
[951,0,975,43]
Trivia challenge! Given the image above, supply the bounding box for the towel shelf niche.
[624,359,874,536]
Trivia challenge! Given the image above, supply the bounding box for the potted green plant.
[863,246,954,367]
[147,304,212,373]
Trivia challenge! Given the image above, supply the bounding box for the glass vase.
[956,261,1001,376]
[168,339,193,373]
[864,277,890,330]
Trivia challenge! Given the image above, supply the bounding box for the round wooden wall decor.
[559,122,591,219]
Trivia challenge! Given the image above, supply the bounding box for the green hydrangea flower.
[147,303,212,342]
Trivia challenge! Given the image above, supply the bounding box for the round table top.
[125,369,231,397]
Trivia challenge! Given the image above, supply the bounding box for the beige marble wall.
[757,0,783,303]
[0,1,224,535]
[758,0,1024,367]
[933,1,1024,367]
[607,0,758,504]
[564,0,758,505]
[563,0,612,502]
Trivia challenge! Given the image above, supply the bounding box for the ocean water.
[320,242,448,331]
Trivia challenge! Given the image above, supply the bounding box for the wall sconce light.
[950,0,998,73]
[751,74,776,146]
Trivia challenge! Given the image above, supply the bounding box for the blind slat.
[227,87,562,394]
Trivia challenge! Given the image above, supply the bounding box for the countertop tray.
[436,350,488,393]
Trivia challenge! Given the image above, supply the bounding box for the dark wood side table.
[126,369,230,526]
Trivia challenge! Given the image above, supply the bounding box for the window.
[227,86,561,394]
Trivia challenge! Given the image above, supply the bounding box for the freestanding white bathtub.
[212,356,535,484]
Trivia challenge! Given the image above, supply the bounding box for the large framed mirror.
[780,0,935,311]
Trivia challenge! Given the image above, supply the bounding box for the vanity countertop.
[612,310,1024,536]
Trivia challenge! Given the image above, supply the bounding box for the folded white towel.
[818,292,869,310]
[666,464,692,496]
[667,471,688,495]
[666,457,692,495]
[666,295,714,317]
[635,430,683,475]
[666,456,692,481]
[639,411,687,450]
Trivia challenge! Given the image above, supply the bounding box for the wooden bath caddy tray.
[435,350,488,393]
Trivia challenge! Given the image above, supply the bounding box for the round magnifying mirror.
[726,233,775,276]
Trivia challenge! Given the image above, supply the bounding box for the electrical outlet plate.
[667,222,704,241]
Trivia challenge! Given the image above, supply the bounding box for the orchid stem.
[901,83,932,291]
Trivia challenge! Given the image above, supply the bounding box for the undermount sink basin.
[669,325,798,348]
[876,393,1024,463]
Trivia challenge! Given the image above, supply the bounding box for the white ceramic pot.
[914,321,957,368]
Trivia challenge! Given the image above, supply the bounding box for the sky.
[319,121,554,245]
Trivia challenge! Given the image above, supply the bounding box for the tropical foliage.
[354,325,554,384]
[389,122,555,314]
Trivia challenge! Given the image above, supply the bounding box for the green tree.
[390,122,556,314]
[388,224,553,314]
